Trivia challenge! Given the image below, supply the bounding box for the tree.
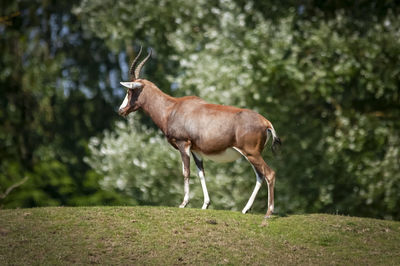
[80,0,400,219]
[0,0,134,208]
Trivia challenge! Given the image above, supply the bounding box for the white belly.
[193,148,242,163]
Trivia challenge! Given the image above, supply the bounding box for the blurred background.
[1,0,399,220]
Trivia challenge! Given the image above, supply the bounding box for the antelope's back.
[167,99,266,153]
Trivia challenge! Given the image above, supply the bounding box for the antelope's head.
[118,46,152,117]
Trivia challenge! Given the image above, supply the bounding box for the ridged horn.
[134,48,152,80]
[129,46,143,80]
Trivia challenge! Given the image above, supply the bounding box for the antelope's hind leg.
[192,152,210,209]
[242,153,276,218]
[251,155,275,218]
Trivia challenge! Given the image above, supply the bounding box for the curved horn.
[134,48,152,79]
[129,46,143,80]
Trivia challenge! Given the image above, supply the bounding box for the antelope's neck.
[140,82,176,134]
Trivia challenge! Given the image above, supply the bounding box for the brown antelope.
[118,47,281,218]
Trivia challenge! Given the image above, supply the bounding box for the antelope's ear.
[120,81,143,89]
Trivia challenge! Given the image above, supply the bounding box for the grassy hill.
[1,206,399,265]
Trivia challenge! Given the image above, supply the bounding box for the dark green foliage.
[0,0,131,207]
[80,0,400,220]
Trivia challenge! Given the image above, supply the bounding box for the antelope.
[118,47,281,218]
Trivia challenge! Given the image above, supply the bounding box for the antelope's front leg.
[178,142,191,208]
[192,152,210,209]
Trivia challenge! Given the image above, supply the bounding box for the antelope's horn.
[134,48,152,80]
[129,46,143,80]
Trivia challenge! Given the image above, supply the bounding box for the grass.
[1,206,399,265]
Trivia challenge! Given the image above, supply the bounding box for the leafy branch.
[0,176,29,200]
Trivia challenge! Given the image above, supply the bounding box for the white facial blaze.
[119,93,129,110]
[119,81,144,111]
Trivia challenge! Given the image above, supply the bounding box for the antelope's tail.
[266,123,281,153]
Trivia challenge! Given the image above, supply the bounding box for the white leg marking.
[232,147,246,158]
[197,167,210,209]
[179,177,190,208]
[242,176,263,214]
[181,162,189,177]
[180,145,191,208]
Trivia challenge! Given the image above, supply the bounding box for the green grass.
[1,207,399,265]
